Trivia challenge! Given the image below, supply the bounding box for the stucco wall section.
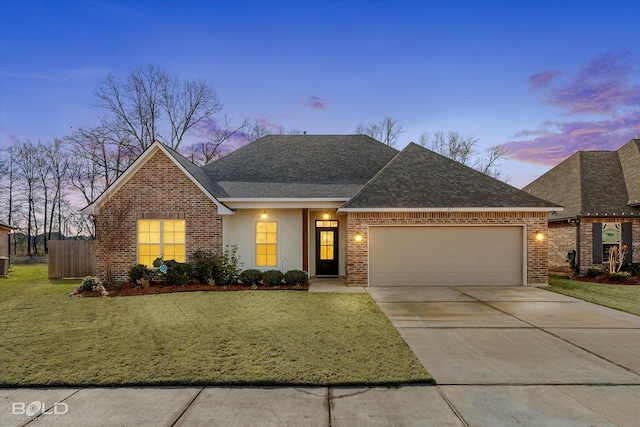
[95,149,223,282]
[548,222,577,271]
[346,211,549,286]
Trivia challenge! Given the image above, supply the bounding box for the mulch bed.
[572,275,639,286]
[72,282,309,297]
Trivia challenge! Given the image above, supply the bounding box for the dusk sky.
[1,0,639,187]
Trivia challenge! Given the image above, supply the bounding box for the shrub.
[164,260,193,286]
[77,276,101,293]
[128,264,150,283]
[240,269,263,286]
[189,248,220,284]
[262,270,284,287]
[609,271,631,282]
[284,269,308,286]
[152,257,164,268]
[586,266,605,278]
[217,245,244,286]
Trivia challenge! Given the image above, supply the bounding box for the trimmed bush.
[128,264,150,283]
[262,270,284,287]
[164,260,193,286]
[240,269,263,286]
[189,248,220,285]
[586,266,605,278]
[77,276,100,293]
[609,271,631,282]
[284,269,308,286]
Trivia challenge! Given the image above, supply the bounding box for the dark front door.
[316,221,339,276]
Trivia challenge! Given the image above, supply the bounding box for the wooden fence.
[48,240,95,279]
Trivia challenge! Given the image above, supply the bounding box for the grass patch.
[548,275,640,316]
[0,265,431,387]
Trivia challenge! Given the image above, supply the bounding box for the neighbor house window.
[256,221,277,267]
[138,220,185,267]
[602,222,621,262]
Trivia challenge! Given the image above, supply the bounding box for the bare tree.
[355,116,404,147]
[13,140,42,256]
[183,115,250,165]
[419,130,508,180]
[94,205,130,284]
[46,139,70,241]
[95,64,221,153]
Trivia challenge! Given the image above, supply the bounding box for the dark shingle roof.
[342,143,560,209]
[618,139,640,206]
[523,139,640,220]
[162,144,229,197]
[204,135,398,198]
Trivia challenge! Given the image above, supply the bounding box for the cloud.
[504,111,640,165]
[302,96,329,110]
[542,53,640,115]
[528,70,562,89]
[506,53,640,166]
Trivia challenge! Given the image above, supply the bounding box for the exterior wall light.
[261,210,268,219]
[535,231,544,241]
[354,232,363,242]
[323,211,330,220]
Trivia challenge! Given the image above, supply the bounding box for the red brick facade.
[95,148,223,282]
[548,221,578,272]
[345,211,549,286]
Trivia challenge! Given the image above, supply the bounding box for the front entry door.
[316,220,339,276]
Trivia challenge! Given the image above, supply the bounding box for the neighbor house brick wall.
[548,221,578,272]
[95,148,223,282]
[346,211,549,286]
[577,217,640,273]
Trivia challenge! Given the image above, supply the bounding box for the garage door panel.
[369,226,523,287]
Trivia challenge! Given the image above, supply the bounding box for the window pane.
[256,254,266,266]
[256,233,267,244]
[266,244,276,255]
[256,222,266,233]
[256,245,267,255]
[266,222,277,233]
[266,232,277,243]
[266,255,276,266]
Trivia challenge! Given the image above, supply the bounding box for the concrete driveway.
[367,286,640,426]
[2,286,639,426]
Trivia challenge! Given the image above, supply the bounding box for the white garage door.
[369,226,524,286]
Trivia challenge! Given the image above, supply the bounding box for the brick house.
[83,135,559,286]
[523,138,640,273]
[0,220,15,277]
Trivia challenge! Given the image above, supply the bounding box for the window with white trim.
[256,221,277,267]
[138,220,185,267]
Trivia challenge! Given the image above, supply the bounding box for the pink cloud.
[302,96,329,110]
[504,111,640,165]
[541,53,640,115]
[528,70,562,89]
[508,53,640,167]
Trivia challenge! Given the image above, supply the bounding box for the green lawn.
[548,275,640,316]
[0,264,431,387]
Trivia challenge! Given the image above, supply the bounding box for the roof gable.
[618,139,640,206]
[81,142,232,215]
[523,138,640,219]
[341,143,560,211]
[203,135,398,198]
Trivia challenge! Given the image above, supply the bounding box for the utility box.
[0,257,8,277]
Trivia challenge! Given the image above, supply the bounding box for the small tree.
[607,244,628,274]
[94,206,131,284]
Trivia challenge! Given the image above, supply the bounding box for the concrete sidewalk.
[2,286,639,426]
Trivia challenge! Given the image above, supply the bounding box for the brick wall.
[548,222,577,271]
[345,211,549,286]
[577,217,640,273]
[95,148,223,282]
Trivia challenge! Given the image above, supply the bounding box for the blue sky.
[1,0,639,187]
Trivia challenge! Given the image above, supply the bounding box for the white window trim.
[137,219,186,265]
[254,220,279,268]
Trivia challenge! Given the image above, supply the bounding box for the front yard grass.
[548,275,640,316]
[0,264,431,387]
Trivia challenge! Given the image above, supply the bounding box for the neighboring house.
[523,138,640,273]
[82,135,560,287]
[0,220,15,277]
